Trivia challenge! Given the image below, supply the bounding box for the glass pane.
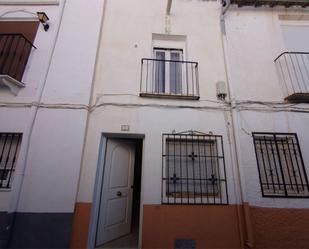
[170,52,182,94]
[154,51,165,93]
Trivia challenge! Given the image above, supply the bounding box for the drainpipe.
[219,1,255,248]
[7,0,67,240]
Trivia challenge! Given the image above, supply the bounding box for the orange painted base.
[251,206,309,249]
[68,203,309,249]
[69,202,92,249]
[142,205,243,249]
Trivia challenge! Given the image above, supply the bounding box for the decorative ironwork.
[0,133,22,189]
[162,131,228,204]
[253,132,309,198]
[230,0,309,8]
[140,58,199,100]
[275,52,309,103]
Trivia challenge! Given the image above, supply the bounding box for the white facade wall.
[0,0,105,213]
[77,0,242,206]
[224,6,309,208]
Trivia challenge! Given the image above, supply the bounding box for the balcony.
[0,33,36,95]
[230,0,309,7]
[275,52,309,103]
[140,58,200,100]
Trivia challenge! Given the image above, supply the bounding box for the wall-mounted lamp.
[37,12,50,32]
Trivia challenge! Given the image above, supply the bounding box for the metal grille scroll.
[0,133,22,189]
[253,133,309,198]
[162,131,228,204]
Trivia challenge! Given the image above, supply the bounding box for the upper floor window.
[153,47,184,95]
[253,132,309,198]
[140,34,199,100]
[162,131,228,205]
[0,133,22,189]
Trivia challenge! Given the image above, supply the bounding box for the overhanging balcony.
[230,0,309,7]
[0,33,36,95]
[275,52,309,103]
[140,58,200,100]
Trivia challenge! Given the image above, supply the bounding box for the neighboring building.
[0,0,104,248]
[0,0,309,249]
[222,0,309,248]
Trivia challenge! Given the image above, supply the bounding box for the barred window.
[162,131,228,204]
[0,133,22,189]
[253,133,309,198]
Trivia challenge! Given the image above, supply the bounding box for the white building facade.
[0,0,105,248]
[0,0,309,249]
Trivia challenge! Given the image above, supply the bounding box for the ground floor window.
[0,133,22,189]
[162,131,228,204]
[253,132,309,198]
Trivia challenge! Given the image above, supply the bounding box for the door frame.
[87,133,145,249]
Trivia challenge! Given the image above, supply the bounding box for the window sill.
[140,92,200,100]
[0,188,12,192]
[0,75,25,96]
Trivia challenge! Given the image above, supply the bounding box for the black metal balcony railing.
[230,0,309,8]
[275,52,309,103]
[0,33,36,82]
[140,58,199,100]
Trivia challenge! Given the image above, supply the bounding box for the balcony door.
[154,48,183,94]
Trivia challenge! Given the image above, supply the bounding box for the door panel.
[96,139,136,247]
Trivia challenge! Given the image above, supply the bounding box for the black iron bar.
[179,135,183,202]
[295,53,307,92]
[294,134,309,194]
[6,134,21,188]
[269,137,283,192]
[203,136,209,203]
[197,137,203,203]
[173,134,176,204]
[258,138,270,189]
[278,58,289,95]
[290,136,305,191]
[280,138,295,192]
[283,54,295,93]
[0,134,9,188]
[300,54,309,92]
[274,134,290,196]
[215,137,222,204]
[289,54,303,93]
[263,137,276,192]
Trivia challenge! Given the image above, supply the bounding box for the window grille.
[0,133,22,189]
[162,131,228,204]
[253,132,309,198]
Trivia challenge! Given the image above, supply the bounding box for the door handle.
[117,191,122,197]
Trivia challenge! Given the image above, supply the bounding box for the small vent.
[175,239,196,249]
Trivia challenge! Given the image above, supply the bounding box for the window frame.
[153,47,185,95]
[161,131,228,205]
[0,133,22,190]
[252,132,309,198]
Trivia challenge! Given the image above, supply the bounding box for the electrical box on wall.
[216,81,227,100]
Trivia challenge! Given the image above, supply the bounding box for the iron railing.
[0,133,22,189]
[140,58,199,100]
[229,0,309,7]
[275,52,309,102]
[0,33,36,82]
[253,132,309,198]
[162,131,228,205]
